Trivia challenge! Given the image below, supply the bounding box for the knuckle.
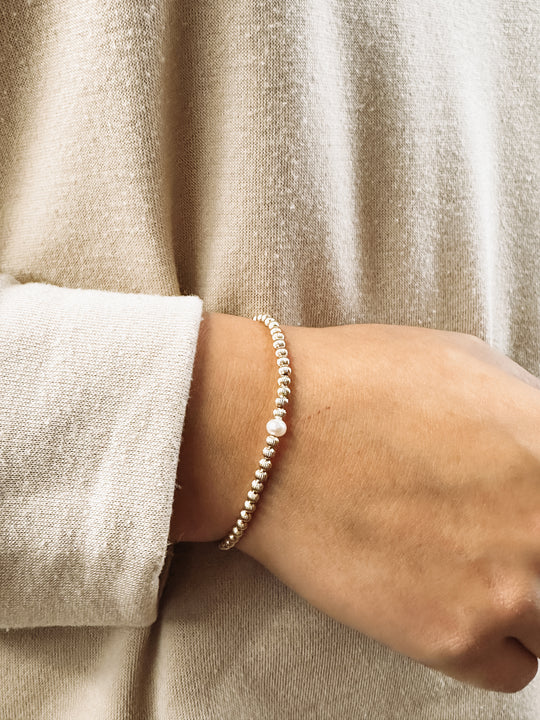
[491,581,539,626]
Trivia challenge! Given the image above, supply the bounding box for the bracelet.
[218,314,291,551]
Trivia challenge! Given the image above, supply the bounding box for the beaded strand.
[218,314,291,550]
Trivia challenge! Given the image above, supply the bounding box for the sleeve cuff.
[0,277,203,627]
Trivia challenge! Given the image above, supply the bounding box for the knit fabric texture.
[0,0,538,717]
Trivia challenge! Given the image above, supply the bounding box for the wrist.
[170,311,278,543]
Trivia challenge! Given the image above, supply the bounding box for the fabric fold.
[0,273,203,628]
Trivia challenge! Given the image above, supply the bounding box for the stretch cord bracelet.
[218,314,291,551]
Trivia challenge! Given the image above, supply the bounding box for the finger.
[505,581,540,662]
[441,636,538,694]
[484,637,538,693]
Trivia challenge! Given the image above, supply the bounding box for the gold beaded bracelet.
[218,314,291,550]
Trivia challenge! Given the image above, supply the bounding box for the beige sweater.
[0,0,538,717]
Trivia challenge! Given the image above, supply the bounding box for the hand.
[241,322,540,693]
[175,314,540,693]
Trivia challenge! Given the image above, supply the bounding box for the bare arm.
[173,312,540,694]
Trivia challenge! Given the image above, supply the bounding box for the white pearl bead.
[266,418,287,437]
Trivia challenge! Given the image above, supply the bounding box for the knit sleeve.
[0,273,203,628]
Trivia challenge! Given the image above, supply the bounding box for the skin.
[172,311,540,693]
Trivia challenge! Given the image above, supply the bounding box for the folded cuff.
[0,276,203,627]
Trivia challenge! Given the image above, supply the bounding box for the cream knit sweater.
[0,0,538,717]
